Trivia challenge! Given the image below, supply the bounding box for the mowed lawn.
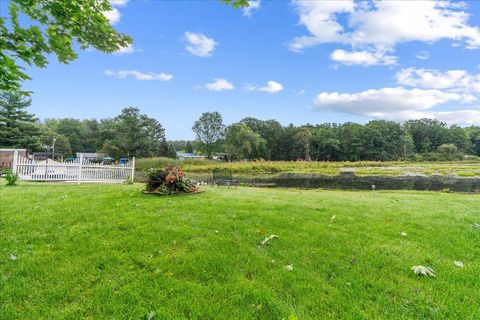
[0,183,479,319]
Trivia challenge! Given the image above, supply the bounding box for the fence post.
[77,154,83,184]
[12,150,18,174]
[130,157,135,183]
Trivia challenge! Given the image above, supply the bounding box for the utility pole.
[52,138,57,161]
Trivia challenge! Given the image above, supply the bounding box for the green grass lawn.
[1,183,479,319]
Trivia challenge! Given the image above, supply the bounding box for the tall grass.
[135,157,480,177]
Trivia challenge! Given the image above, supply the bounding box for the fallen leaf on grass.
[164,272,174,278]
[147,310,155,320]
[412,265,436,277]
[258,228,265,235]
[454,260,464,268]
[261,235,278,245]
[285,264,294,271]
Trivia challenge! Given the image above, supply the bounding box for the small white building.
[76,152,105,160]
[176,152,205,160]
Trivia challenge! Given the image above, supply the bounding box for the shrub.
[145,166,199,195]
[5,169,19,186]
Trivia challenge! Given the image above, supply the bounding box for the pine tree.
[166,143,178,159]
[184,141,194,153]
[0,91,41,149]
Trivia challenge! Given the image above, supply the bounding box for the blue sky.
[10,0,480,139]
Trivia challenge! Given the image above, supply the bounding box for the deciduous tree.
[225,124,265,160]
[192,112,225,159]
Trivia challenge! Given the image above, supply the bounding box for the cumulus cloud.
[243,0,261,17]
[185,32,217,57]
[104,0,128,24]
[203,78,235,91]
[330,49,397,66]
[104,8,121,24]
[395,68,480,93]
[425,110,480,125]
[104,70,173,81]
[290,0,480,65]
[312,87,478,124]
[246,81,284,93]
[115,43,136,55]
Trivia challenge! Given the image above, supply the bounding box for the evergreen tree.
[0,91,41,149]
[166,144,178,159]
[99,108,167,158]
[184,141,194,153]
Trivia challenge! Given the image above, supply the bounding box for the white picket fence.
[12,151,135,183]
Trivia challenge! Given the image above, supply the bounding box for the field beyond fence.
[134,158,480,192]
[135,158,480,177]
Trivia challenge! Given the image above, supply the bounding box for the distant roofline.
[176,152,205,158]
[0,148,27,152]
[76,152,106,157]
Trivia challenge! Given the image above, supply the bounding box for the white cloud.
[203,79,235,91]
[330,49,397,66]
[259,81,284,93]
[109,0,128,6]
[246,80,284,93]
[289,0,354,52]
[104,70,173,81]
[104,8,121,24]
[290,1,480,64]
[104,0,129,24]
[243,0,261,17]
[312,87,478,124]
[415,51,430,60]
[395,68,480,93]
[424,110,480,125]
[184,32,217,57]
[115,43,136,55]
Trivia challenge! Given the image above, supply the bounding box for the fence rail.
[12,151,135,183]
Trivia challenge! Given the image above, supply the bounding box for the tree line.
[191,112,480,161]
[0,91,175,158]
[1,91,479,161]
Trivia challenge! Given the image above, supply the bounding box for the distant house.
[0,149,28,168]
[176,152,205,160]
[32,152,63,161]
[76,152,105,160]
